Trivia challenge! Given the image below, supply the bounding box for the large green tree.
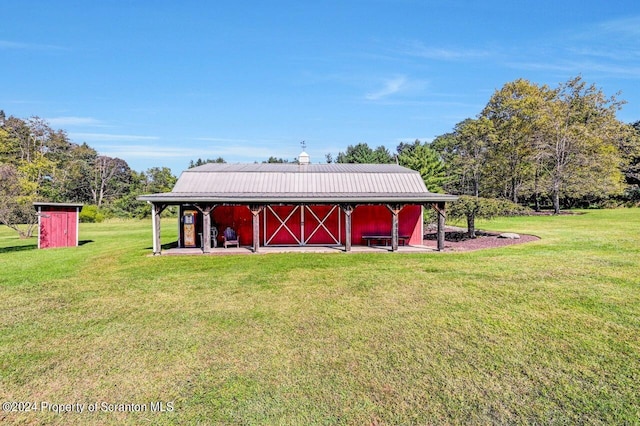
[619,121,640,200]
[0,115,58,236]
[432,117,495,197]
[188,157,226,168]
[431,76,632,216]
[0,115,100,205]
[536,76,627,213]
[0,112,174,228]
[58,143,99,203]
[263,156,292,163]
[396,140,447,192]
[90,155,132,207]
[480,78,554,203]
[0,163,38,238]
[448,195,530,238]
[336,143,394,164]
[110,166,177,218]
[431,119,497,235]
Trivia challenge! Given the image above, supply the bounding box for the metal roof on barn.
[138,163,458,204]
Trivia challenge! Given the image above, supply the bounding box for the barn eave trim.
[138,193,458,204]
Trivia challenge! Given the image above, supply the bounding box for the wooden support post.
[386,204,404,252]
[249,205,264,253]
[194,204,216,253]
[151,204,159,255]
[342,204,354,252]
[202,210,211,253]
[391,210,399,252]
[300,204,305,247]
[150,202,167,255]
[435,201,446,252]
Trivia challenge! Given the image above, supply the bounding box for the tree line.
[0,113,176,237]
[436,76,639,214]
[332,76,640,227]
[1,75,639,238]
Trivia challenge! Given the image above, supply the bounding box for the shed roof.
[138,163,458,204]
[33,202,84,209]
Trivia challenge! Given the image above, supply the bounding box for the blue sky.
[2,0,639,174]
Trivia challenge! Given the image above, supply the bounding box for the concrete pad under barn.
[160,244,439,256]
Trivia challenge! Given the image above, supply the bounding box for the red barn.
[34,202,83,249]
[139,161,457,254]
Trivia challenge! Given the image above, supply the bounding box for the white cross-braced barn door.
[264,205,341,246]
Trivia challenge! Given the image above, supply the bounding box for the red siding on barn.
[211,205,253,246]
[180,203,423,248]
[400,204,423,245]
[351,204,422,245]
[351,205,390,245]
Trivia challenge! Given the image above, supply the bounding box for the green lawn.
[1,210,639,425]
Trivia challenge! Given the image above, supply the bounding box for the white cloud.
[401,42,491,60]
[210,145,275,159]
[365,76,409,100]
[566,47,632,62]
[92,142,277,161]
[507,15,640,79]
[0,40,67,51]
[47,116,105,127]
[194,137,252,144]
[70,132,160,142]
[596,16,640,38]
[506,59,640,78]
[95,145,198,159]
[199,140,308,161]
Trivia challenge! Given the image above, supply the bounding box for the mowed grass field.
[0,209,639,425]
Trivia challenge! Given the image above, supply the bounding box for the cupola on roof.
[298,150,310,165]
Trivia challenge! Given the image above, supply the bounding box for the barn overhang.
[137,193,458,205]
[140,197,454,255]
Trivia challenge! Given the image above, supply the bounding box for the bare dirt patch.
[423,228,540,252]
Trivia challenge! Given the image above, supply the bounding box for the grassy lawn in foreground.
[0,209,639,424]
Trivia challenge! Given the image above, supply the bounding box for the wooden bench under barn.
[362,235,410,247]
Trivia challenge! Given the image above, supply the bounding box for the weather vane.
[300,140,306,151]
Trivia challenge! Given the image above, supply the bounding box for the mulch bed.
[423,229,540,252]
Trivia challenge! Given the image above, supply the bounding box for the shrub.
[448,196,531,238]
[79,205,105,223]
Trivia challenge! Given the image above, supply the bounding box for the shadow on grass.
[0,240,94,253]
[145,241,179,250]
[424,231,490,242]
[0,244,37,253]
[162,240,179,250]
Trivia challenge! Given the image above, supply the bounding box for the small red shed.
[33,202,83,249]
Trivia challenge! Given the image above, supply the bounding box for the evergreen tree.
[336,143,394,164]
[396,140,447,192]
[189,157,226,168]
